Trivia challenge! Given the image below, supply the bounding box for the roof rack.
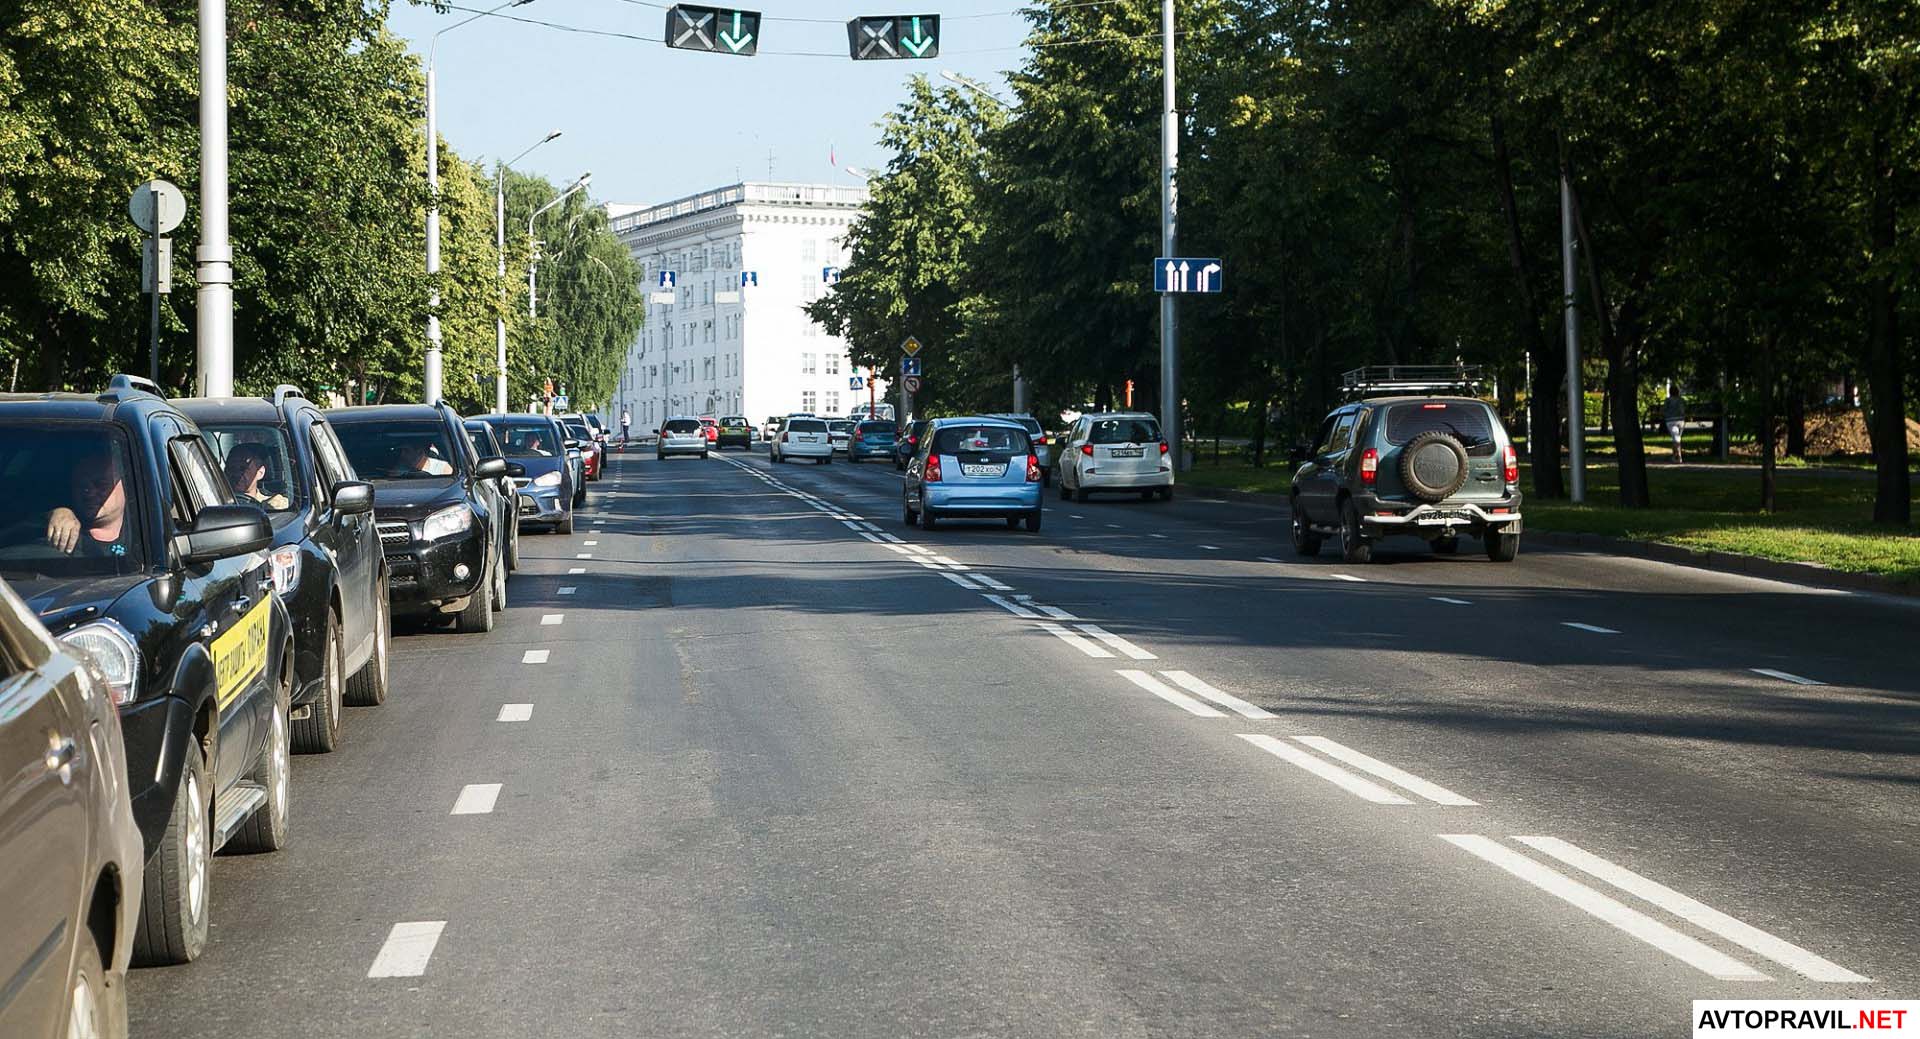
[271,383,306,407]
[104,373,165,399]
[1340,364,1482,399]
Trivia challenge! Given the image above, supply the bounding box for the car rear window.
[1383,402,1497,455]
[933,425,1032,455]
[334,421,461,479]
[828,421,855,433]
[1088,418,1161,445]
[857,421,896,434]
[662,419,701,433]
[788,419,828,433]
[720,416,747,425]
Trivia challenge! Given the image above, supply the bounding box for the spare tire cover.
[1399,431,1469,502]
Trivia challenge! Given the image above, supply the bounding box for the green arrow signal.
[902,15,933,57]
[719,10,754,52]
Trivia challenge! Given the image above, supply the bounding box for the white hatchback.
[772,417,834,464]
[1058,412,1174,501]
[656,416,709,459]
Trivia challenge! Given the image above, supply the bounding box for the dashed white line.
[1069,514,1085,519]
[877,532,905,544]
[496,704,533,722]
[983,594,1041,618]
[932,556,969,570]
[858,531,885,543]
[540,614,563,626]
[1073,624,1156,660]
[450,783,502,815]
[1431,597,1472,605]
[841,520,865,531]
[1035,621,1115,659]
[575,553,593,559]
[583,540,598,546]
[1105,523,1123,529]
[1116,670,1226,717]
[1199,545,1221,551]
[568,567,586,574]
[1750,668,1824,687]
[969,574,1014,592]
[557,586,576,596]
[367,921,447,979]
[521,650,550,664]
[1236,734,1412,804]
[1291,736,1477,805]
[939,573,978,590]
[1562,622,1620,635]
[881,543,912,554]
[1150,533,1169,539]
[1028,602,1078,621]
[1329,573,1366,583]
[1160,671,1274,719]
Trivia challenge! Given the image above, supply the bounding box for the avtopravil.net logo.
[1695,1002,1919,1037]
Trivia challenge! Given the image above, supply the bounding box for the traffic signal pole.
[1159,0,1180,468]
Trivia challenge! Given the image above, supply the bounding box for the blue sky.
[386,1,1031,206]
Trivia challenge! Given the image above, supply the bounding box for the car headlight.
[269,544,301,595]
[421,504,473,541]
[59,621,140,706]
[533,470,563,488]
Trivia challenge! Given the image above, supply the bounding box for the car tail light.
[1422,403,1448,410]
[1080,444,1094,457]
[1491,507,1511,514]
[1502,444,1518,484]
[907,434,918,447]
[1159,441,1170,455]
[783,431,792,443]
[924,454,943,483]
[1360,447,1378,486]
[1035,435,1048,446]
[1026,454,1041,482]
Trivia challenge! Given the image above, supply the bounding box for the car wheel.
[823,455,832,465]
[491,547,507,611]
[573,487,586,507]
[701,451,709,459]
[65,923,126,1039]
[903,499,917,525]
[1290,504,1322,557]
[1024,510,1042,533]
[230,669,291,853]
[1057,478,1070,501]
[1074,485,1089,503]
[131,747,210,966]
[345,580,390,707]
[505,520,520,571]
[557,509,574,535]
[1487,529,1521,562]
[1339,498,1373,564]
[919,504,937,531]
[456,565,495,633]
[656,452,665,461]
[291,610,342,753]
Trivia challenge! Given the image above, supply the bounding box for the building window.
[801,390,816,412]
[802,239,816,262]
[826,354,840,375]
[801,352,816,375]
[826,391,840,414]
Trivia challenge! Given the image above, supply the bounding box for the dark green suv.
[1289,375,1522,563]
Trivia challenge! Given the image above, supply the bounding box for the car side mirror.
[181,503,272,565]
[505,462,527,478]
[476,457,508,479]
[564,439,581,450]
[332,481,374,516]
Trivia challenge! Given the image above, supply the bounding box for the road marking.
[540,614,563,626]
[522,650,550,664]
[367,921,447,979]
[1292,736,1477,805]
[1117,670,1226,717]
[841,520,865,531]
[1258,556,1281,563]
[914,558,946,570]
[1441,835,1767,981]
[569,567,585,574]
[1513,836,1867,983]
[1199,544,1221,551]
[969,574,1014,592]
[881,543,912,554]
[451,783,502,815]
[932,556,969,570]
[855,521,881,531]
[1236,734,1412,804]
[1105,523,1123,529]
[497,704,533,722]
[557,586,576,595]
[1035,620,1114,658]
[1149,533,1169,539]
[1562,622,1620,635]
[1329,573,1366,583]
[900,544,935,556]
[1074,624,1156,660]
[1431,597,1472,605]
[877,532,906,544]
[1750,668,1824,687]
[940,572,979,590]
[1160,671,1274,719]
[1028,602,1078,621]
[859,531,885,543]
[1069,514,1084,519]
[575,553,593,559]
[983,594,1040,618]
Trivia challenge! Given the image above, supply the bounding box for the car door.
[309,418,374,661]
[1303,412,1357,522]
[1063,419,1090,486]
[1294,414,1340,523]
[0,628,87,1035]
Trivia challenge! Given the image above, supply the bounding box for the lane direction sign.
[900,356,922,377]
[847,14,939,60]
[1153,256,1224,294]
[665,6,760,56]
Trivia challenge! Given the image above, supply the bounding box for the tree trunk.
[1251,389,1270,467]
[1864,98,1911,525]
[1564,156,1652,507]
[1491,107,1564,499]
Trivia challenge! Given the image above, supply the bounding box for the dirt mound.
[1733,407,1920,458]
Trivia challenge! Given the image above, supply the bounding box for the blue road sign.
[741,271,757,287]
[822,266,842,285]
[658,270,678,289]
[900,356,922,377]
[1152,257,1224,294]
[849,376,865,390]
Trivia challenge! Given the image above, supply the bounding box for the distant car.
[847,419,897,463]
[657,416,709,460]
[480,414,576,534]
[894,419,930,470]
[987,413,1053,485]
[903,416,1044,531]
[0,575,143,1038]
[698,416,720,446]
[764,416,785,441]
[1057,412,1174,502]
[560,416,601,482]
[827,420,856,455]
[772,417,833,464]
[715,415,752,450]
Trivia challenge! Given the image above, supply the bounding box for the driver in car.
[45,448,134,558]
[223,443,291,510]
[397,441,454,476]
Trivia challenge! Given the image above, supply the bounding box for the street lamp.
[940,69,1009,108]
[527,171,592,324]
[424,0,536,404]
[497,129,562,413]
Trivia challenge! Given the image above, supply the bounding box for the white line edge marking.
[1160,671,1275,719]
[1236,734,1413,804]
[1291,735,1477,805]
[1440,835,1768,981]
[858,532,885,543]
[932,556,969,570]
[939,572,977,589]
[521,649,549,664]
[450,783,503,815]
[1562,622,1621,635]
[1431,597,1472,605]
[1750,668,1825,687]
[1513,836,1867,983]
[1074,624,1156,660]
[367,921,447,978]
[1329,573,1366,583]
[970,574,1015,591]
[540,614,563,626]
[1116,670,1225,717]
[557,586,576,595]
[496,703,533,722]
[983,595,1040,618]
[1035,620,1114,658]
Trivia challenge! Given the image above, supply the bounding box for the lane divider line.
[940,572,978,590]
[1562,622,1620,635]
[1440,835,1768,982]
[841,520,865,531]
[1035,620,1114,658]
[858,532,886,544]
[540,614,563,626]
[881,543,912,555]
[1292,735,1477,805]
[969,574,1015,592]
[1117,670,1226,718]
[1199,545,1221,551]
[557,587,576,596]
[450,783,502,815]
[1149,533,1169,539]
[575,553,593,560]
[1236,734,1412,804]
[522,650,550,664]
[1258,556,1281,563]
[1074,624,1156,660]
[1431,597,1472,605]
[1750,668,1824,687]
[583,540,598,546]
[932,556,969,570]
[1160,671,1274,719]
[983,595,1041,618]
[497,704,533,722]
[568,567,586,574]
[367,921,447,979]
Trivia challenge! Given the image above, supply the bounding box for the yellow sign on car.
[211,599,270,710]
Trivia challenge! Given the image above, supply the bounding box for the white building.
[607,182,885,430]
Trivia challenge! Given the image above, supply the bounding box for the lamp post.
[196,0,233,396]
[527,172,591,325]
[497,130,563,413]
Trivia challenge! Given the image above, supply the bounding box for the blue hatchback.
[903,417,1044,532]
[847,419,897,463]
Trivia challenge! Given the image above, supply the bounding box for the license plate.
[1429,510,1468,521]
[961,463,1005,477]
[1110,447,1143,458]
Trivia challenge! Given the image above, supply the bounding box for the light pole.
[527,172,592,325]
[497,130,562,413]
[196,0,232,396]
[424,0,535,404]
[1159,0,1182,469]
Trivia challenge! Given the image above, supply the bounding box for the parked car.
[560,415,602,482]
[463,420,523,570]
[903,417,1044,532]
[0,575,144,1037]
[715,415,752,450]
[987,413,1054,485]
[847,419,897,463]
[657,416,709,460]
[771,417,834,464]
[1057,412,1174,502]
[0,374,294,965]
[827,419,856,455]
[894,419,930,470]
[324,403,512,632]
[180,387,393,754]
[1289,386,1522,563]
[479,414,577,534]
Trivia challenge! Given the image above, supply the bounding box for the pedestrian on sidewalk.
[1663,386,1686,462]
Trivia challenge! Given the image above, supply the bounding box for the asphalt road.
[129,445,1920,1038]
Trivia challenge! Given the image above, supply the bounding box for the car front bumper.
[517,488,569,526]
[384,528,488,613]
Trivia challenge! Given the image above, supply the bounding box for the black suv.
[0,374,295,965]
[179,387,392,753]
[1290,368,1523,563]
[323,403,510,632]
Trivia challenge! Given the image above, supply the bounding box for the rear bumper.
[780,442,833,458]
[1078,466,1174,491]
[658,439,706,456]
[851,442,895,459]
[1354,492,1524,536]
[717,432,750,447]
[924,483,1043,513]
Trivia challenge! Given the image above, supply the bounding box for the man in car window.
[522,431,553,457]
[45,447,134,557]
[398,441,454,476]
[223,443,290,510]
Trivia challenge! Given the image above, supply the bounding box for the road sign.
[129,180,186,235]
[664,6,760,56]
[650,291,676,304]
[740,271,757,287]
[846,15,939,60]
[657,270,677,288]
[715,290,741,304]
[1153,257,1224,294]
[903,375,922,393]
[822,266,842,285]
[849,376,865,390]
[900,335,922,356]
[900,356,922,377]
[141,238,173,294]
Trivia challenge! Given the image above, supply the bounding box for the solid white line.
[367,921,446,978]
[1117,670,1226,717]
[900,544,935,555]
[1750,668,1824,687]
[940,572,979,589]
[858,531,885,543]
[540,614,563,626]
[1074,624,1156,660]
[557,586,576,595]
[1030,602,1077,621]
[915,558,946,570]
[855,521,881,531]
[1514,836,1867,983]
[1562,622,1620,635]
[1329,573,1366,583]
[877,532,905,543]
[521,650,549,664]
[497,704,533,722]
[1441,835,1767,981]
[969,574,1014,591]
[932,556,969,570]
[983,595,1040,618]
[450,783,502,815]
[1035,621,1114,658]
[1199,544,1221,551]
[1431,597,1472,605]
[1292,736,1477,805]
[1236,734,1412,804]
[568,567,585,574]
[1160,671,1274,719]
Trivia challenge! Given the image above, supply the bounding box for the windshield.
[720,416,747,426]
[933,425,1032,455]
[333,421,460,479]
[1088,418,1161,445]
[0,424,148,577]
[663,419,701,434]
[199,423,301,513]
[484,420,561,458]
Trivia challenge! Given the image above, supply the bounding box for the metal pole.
[424,62,443,403]
[1159,0,1180,469]
[495,168,508,413]
[195,0,233,396]
[1012,365,1026,413]
[1560,171,1585,503]
[149,186,162,384]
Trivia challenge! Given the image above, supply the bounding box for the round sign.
[129,180,187,235]
[903,375,923,393]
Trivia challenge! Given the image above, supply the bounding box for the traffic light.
[846,15,939,60]
[664,5,760,56]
